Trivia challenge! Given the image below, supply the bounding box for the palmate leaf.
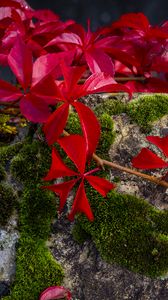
[132,148,168,169]
[42,135,115,221]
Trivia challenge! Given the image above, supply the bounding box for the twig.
[93,153,168,188]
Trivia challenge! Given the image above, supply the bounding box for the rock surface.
[48,107,168,300]
[0,219,19,298]
[49,216,168,300]
[1,95,168,299]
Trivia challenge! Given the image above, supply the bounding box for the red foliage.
[132,136,168,170]
[42,135,115,221]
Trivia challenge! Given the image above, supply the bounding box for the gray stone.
[0,229,19,282]
[49,216,168,300]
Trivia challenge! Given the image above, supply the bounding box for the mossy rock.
[0,142,23,167]
[0,182,17,226]
[94,98,126,117]
[10,140,51,184]
[19,184,58,240]
[73,188,168,278]
[127,94,168,132]
[97,113,115,156]
[7,236,64,300]
[0,164,6,181]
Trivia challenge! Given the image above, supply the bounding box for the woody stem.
[93,153,168,188]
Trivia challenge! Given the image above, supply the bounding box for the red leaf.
[82,72,131,97]
[0,79,22,102]
[146,136,168,157]
[86,47,114,76]
[58,135,86,174]
[43,103,69,145]
[32,51,75,86]
[132,148,168,169]
[20,94,51,123]
[30,76,60,105]
[43,148,78,181]
[73,102,100,158]
[39,286,72,300]
[85,175,115,197]
[8,36,32,90]
[112,13,149,31]
[68,181,94,221]
[0,0,22,9]
[42,179,78,212]
[60,62,86,92]
[45,32,82,47]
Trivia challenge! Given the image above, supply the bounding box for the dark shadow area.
[28,0,168,29]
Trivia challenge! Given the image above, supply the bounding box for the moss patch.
[10,140,51,184]
[19,184,58,240]
[0,142,23,167]
[127,94,168,132]
[0,165,6,181]
[95,98,126,117]
[1,138,64,300]
[7,236,64,300]
[97,113,115,157]
[73,188,168,278]
[0,182,17,226]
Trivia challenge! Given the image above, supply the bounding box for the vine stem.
[63,130,168,188]
[92,153,168,188]
[78,76,146,84]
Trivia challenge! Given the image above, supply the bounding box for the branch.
[93,153,168,188]
[78,76,146,84]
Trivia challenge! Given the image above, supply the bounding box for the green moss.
[95,98,126,117]
[65,112,82,135]
[7,236,64,300]
[10,140,51,184]
[66,111,115,158]
[0,182,17,226]
[127,94,168,132]
[0,164,6,181]
[19,184,58,240]
[0,142,23,167]
[97,113,115,157]
[73,188,168,277]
